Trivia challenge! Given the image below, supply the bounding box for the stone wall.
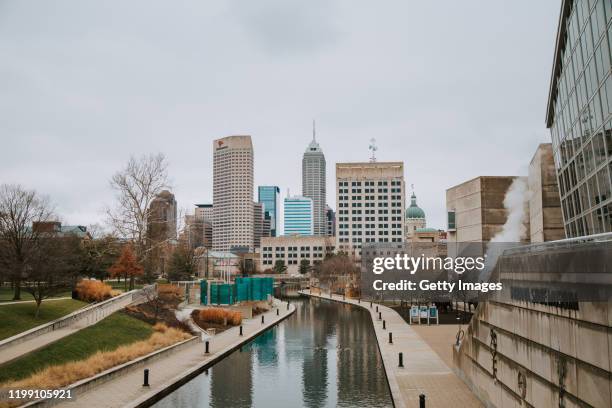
[453,242,612,408]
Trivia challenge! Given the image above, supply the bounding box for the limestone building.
[528,143,565,242]
[336,162,405,258]
[446,176,529,243]
[260,235,335,275]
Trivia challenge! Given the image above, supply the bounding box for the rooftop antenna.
[312,119,316,142]
[368,138,378,162]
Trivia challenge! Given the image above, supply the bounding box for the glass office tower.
[546,0,612,237]
[258,186,280,236]
[284,196,313,236]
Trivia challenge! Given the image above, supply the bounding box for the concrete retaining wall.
[453,243,612,408]
[21,336,199,408]
[0,285,156,356]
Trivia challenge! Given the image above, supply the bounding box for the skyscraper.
[284,196,313,236]
[257,186,280,236]
[213,135,254,251]
[336,162,405,258]
[253,202,264,248]
[302,123,326,236]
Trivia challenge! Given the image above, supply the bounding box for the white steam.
[481,177,530,281]
[490,177,530,243]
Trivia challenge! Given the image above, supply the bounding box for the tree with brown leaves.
[108,244,143,291]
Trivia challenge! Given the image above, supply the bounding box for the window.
[448,211,456,230]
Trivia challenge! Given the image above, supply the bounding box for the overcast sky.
[0,0,560,231]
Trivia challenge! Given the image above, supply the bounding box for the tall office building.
[147,190,177,242]
[302,126,326,236]
[195,204,213,221]
[213,136,254,251]
[146,190,177,276]
[336,162,405,258]
[253,202,264,249]
[284,196,313,236]
[257,186,280,236]
[546,0,612,237]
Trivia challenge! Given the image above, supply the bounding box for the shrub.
[196,308,242,326]
[157,284,182,297]
[75,280,113,302]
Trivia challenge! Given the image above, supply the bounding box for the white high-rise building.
[213,135,254,251]
[336,162,405,258]
[302,125,326,236]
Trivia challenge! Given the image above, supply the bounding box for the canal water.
[153,297,393,408]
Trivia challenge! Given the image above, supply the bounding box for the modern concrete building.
[258,186,280,236]
[405,191,426,240]
[195,203,213,222]
[284,195,313,236]
[302,129,326,236]
[446,176,529,243]
[260,235,335,275]
[546,0,612,237]
[528,143,566,242]
[336,162,405,258]
[212,136,254,251]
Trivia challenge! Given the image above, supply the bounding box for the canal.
[153,297,393,408]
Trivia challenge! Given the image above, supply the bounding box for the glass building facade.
[546,0,612,237]
[284,196,313,236]
[258,186,280,236]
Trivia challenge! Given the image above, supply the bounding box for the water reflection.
[154,297,392,408]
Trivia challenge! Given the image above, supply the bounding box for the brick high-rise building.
[213,136,254,251]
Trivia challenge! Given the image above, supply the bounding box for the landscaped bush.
[0,324,191,407]
[196,308,242,326]
[157,284,182,298]
[75,280,114,302]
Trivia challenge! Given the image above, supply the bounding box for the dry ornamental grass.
[75,280,114,302]
[197,308,242,326]
[0,324,191,408]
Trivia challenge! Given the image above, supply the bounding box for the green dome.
[415,227,437,233]
[406,192,425,219]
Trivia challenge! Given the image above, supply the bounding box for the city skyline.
[0,0,560,231]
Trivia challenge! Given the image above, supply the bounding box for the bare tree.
[0,184,53,300]
[106,154,170,270]
[23,235,81,318]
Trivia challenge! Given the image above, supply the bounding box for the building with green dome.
[405,191,426,239]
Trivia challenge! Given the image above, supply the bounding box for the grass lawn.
[0,299,86,341]
[0,287,72,302]
[0,312,153,384]
[107,281,143,291]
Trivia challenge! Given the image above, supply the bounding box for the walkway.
[0,297,71,306]
[0,287,153,366]
[301,290,482,408]
[52,301,295,408]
